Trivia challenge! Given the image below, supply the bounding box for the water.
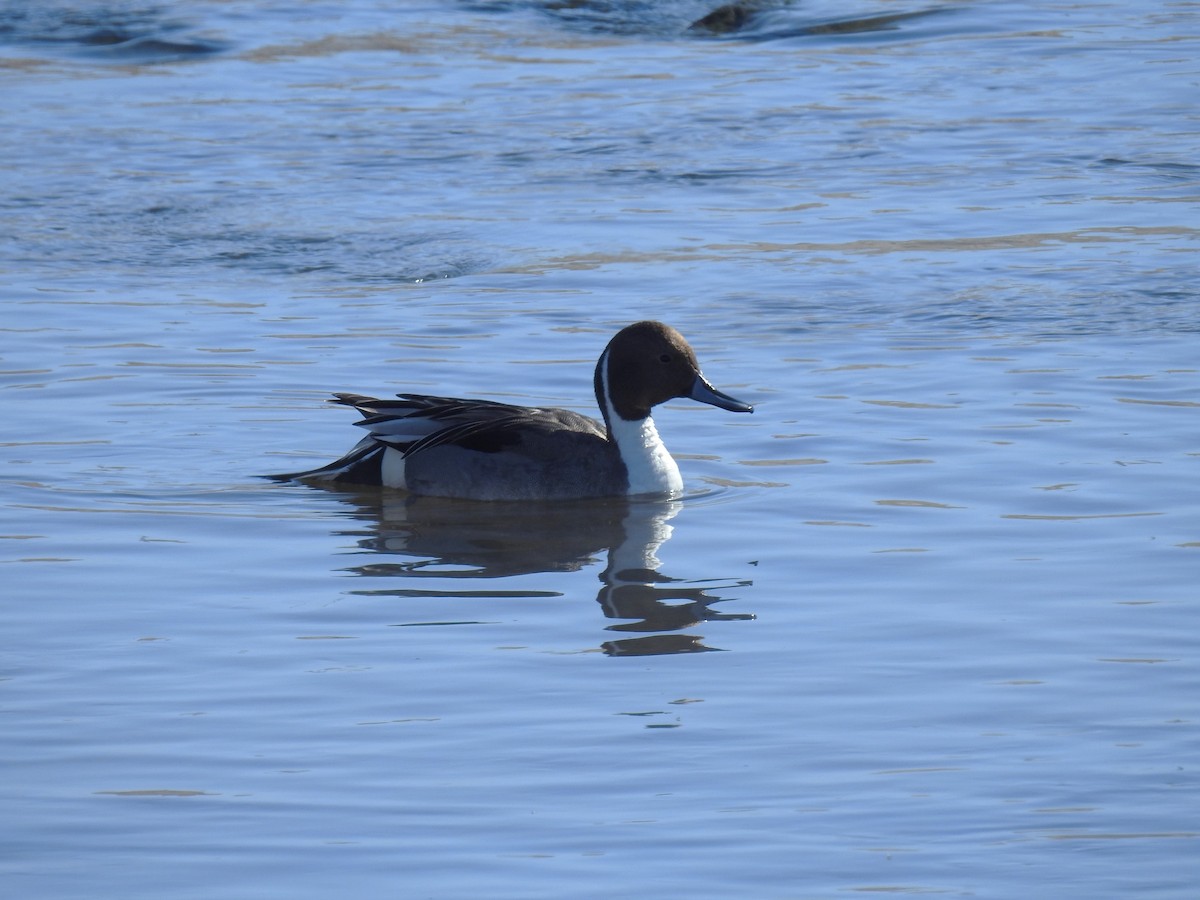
[2,1,1198,897]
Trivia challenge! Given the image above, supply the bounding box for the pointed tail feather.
[265,435,385,485]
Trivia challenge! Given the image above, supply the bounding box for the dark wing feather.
[400,414,533,457]
[332,392,604,461]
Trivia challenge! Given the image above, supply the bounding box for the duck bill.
[689,375,754,413]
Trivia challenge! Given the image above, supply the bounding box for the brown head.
[595,320,753,424]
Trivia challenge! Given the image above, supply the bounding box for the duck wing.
[334,392,605,459]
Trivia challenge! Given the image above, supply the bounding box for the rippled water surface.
[2,1,1197,897]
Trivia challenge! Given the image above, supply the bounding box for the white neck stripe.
[601,352,683,497]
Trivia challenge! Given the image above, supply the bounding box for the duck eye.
[659,353,672,363]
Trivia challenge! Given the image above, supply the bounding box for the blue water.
[2,1,1198,897]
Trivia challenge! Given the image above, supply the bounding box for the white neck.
[601,358,684,497]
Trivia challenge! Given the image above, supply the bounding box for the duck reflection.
[303,483,753,655]
[593,497,753,655]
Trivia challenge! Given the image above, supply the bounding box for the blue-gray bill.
[689,376,753,413]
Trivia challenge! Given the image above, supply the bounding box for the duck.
[271,320,753,501]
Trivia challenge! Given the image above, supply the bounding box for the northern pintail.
[272,320,753,501]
